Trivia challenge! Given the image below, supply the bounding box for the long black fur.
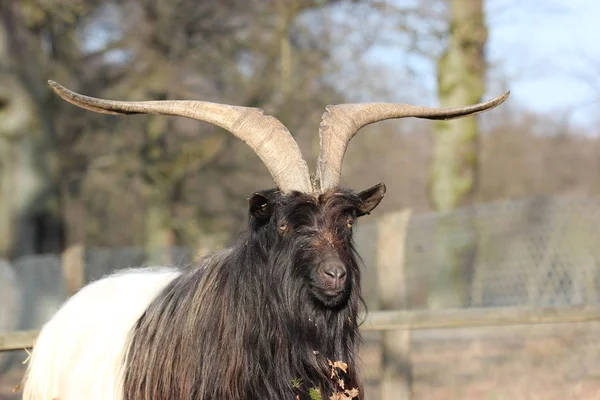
[122,186,384,399]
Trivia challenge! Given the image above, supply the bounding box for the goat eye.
[279,222,288,231]
[346,220,354,229]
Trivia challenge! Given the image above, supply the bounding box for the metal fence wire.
[403,196,600,309]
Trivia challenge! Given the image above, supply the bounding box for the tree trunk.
[144,201,176,265]
[143,115,176,265]
[428,0,487,309]
[0,11,62,259]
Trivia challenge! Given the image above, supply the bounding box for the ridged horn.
[316,91,510,192]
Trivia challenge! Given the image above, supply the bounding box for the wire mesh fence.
[403,195,600,309]
[2,195,600,399]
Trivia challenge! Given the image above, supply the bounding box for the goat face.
[249,183,386,310]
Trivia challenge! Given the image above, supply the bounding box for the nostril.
[324,270,337,278]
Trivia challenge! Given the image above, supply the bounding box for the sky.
[358,0,600,131]
[486,0,600,129]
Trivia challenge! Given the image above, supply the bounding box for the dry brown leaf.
[332,360,348,373]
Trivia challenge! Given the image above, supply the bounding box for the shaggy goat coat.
[22,188,374,400]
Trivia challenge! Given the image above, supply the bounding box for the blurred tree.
[0,1,71,259]
[46,0,355,262]
[4,0,593,266]
[428,0,487,309]
[431,0,486,211]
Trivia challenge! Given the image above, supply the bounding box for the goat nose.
[321,262,347,289]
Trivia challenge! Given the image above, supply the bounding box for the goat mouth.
[308,274,350,308]
[313,287,349,309]
[321,288,344,297]
[312,283,349,304]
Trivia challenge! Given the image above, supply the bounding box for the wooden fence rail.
[360,305,600,331]
[3,305,600,352]
[0,330,38,352]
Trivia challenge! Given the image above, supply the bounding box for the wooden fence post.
[61,244,85,296]
[377,209,412,400]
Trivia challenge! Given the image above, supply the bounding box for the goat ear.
[357,183,386,217]
[248,193,273,220]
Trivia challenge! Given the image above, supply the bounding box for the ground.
[360,321,600,399]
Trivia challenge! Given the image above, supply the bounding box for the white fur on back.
[22,266,181,400]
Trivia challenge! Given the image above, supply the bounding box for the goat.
[22,81,508,400]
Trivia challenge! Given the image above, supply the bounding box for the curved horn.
[48,80,312,194]
[316,91,510,192]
